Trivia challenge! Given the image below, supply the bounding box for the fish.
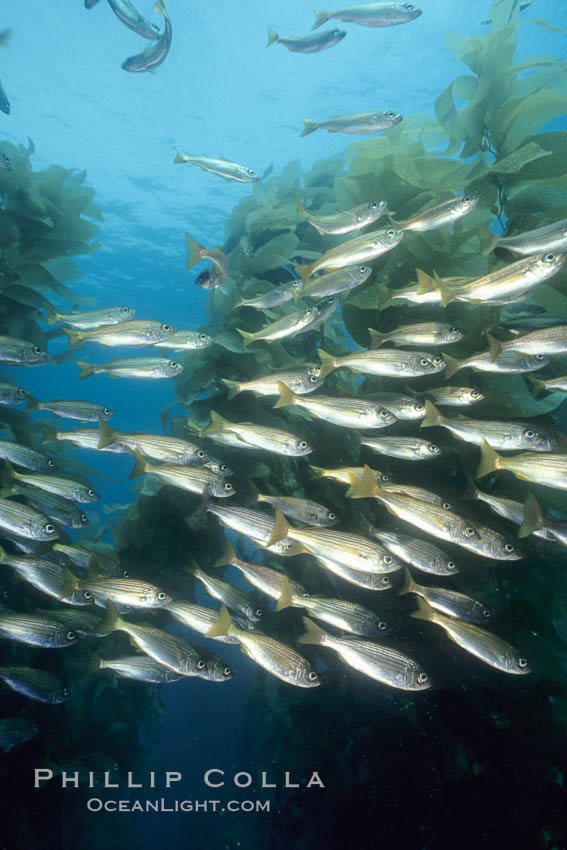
[274,381,397,429]
[185,233,230,288]
[476,438,567,491]
[301,110,403,137]
[482,218,567,255]
[294,197,387,236]
[207,604,320,688]
[266,26,346,52]
[390,195,479,231]
[529,375,567,395]
[311,555,393,590]
[0,666,69,703]
[179,647,233,683]
[77,357,183,381]
[0,383,28,405]
[235,281,301,310]
[17,489,89,530]
[4,462,100,502]
[92,655,183,683]
[0,77,9,115]
[358,392,425,420]
[381,482,452,508]
[277,576,388,637]
[488,325,567,361]
[194,411,312,457]
[318,346,445,379]
[296,264,373,300]
[411,598,530,674]
[153,330,213,350]
[0,439,57,472]
[295,296,339,334]
[443,349,549,379]
[129,452,235,498]
[0,611,79,648]
[63,320,176,348]
[297,227,403,280]
[420,400,558,451]
[268,507,402,574]
[0,546,93,605]
[187,562,263,622]
[214,539,309,600]
[0,498,59,541]
[164,600,239,644]
[349,467,522,560]
[312,3,422,30]
[52,543,126,578]
[237,307,318,346]
[438,253,566,307]
[42,607,105,634]
[0,336,50,366]
[0,717,40,753]
[369,322,465,347]
[256,493,338,526]
[121,0,172,72]
[77,572,172,608]
[204,503,303,556]
[26,398,114,422]
[175,151,259,183]
[298,617,430,690]
[360,435,442,460]
[40,424,128,455]
[310,464,391,485]
[45,305,136,329]
[412,385,485,407]
[84,0,100,7]
[94,603,206,677]
[371,530,458,576]
[99,421,211,466]
[221,364,323,399]
[0,151,11,171]
[107,0,161,39]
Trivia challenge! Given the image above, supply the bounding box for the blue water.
[2,2,567,848]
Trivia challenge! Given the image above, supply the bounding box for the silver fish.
[189,563,263,622]
[369,322,465,347]
[267,26,346,52]
[27,398,114,422]
[297,264,373,299]
[318,347,445,379]
[484,218,567,255]
[121,0,172,72]
[214,539,308,600]
[154,330,213,350]
[0,440,56,472]
[0,498,59,541]
[0,611,78,648]
[64,320,176,348]
[275,382,397,429]
[392,195,478,232]
[294,198,386,236]
[312,3,422,30]
[0,337,50,366]
[360,435,441,460]
[107,0,161,39]
[256,493,338,526]
[0,666,69,703]
[96,655,183,683]
[400,571,492,624]
[77,357,183,381]
[45,305,135,329]
[164,600,239,644]
[371,529,458,575]
[174,151,258,183]
[301,110,403,137]
[221,364,323,399]
[0,383,28,406]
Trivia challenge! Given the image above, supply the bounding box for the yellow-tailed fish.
[236,307,317,346]
[256,492,338,526]
[204,502,303,556]
[93,655,183,683]
[381,482,451,508]
[0,383,29,406]
[311,554,393,591]
[0,440,56,472]
[16,489,88,530]
[206,604,320,687]
[312,3,422,29]
[360,435,441,460]
[412,385,484,407]
[0,611,78,648]
[52,543,125,577]
[0,498,59,541]
[164,600,239,644]
[0,336,50,366]
[40,424,127,455]
[4,462,99,503]
[298,617,430,690]
[309,464,391,485]
[63,320,176,348]
[221,364,323,399]
[300,111,402,137]
[476,438,567,491]
[129,452,234,498]
[297,227,402,280]
[400,571,492,624]
[175,153,258,184]
[488,325,567,361]
[77,357,183,381]
[0,666,69,703]
[0,546,93,605]
[213,539,308,600]
[370,529,458,575]
[186,562,263,622]
[274,382,397,429]
[411,598,530,674]
[154,330,213,350]
[528,375,567,396]
[518,492,567,547]
[390,195,478,232]
[369,322,464,348]
[317,346,445,379]
[443,350,548,379]
[77,570,172,608]
[294,197,386,235]
[196,411,312,457]
[359,392,425,420]
[27,397,114,422]
[481,218,567,256]
[45,305,135,329]
[234,281,301,310]
[98,421,211,466]
[296,264,373,300]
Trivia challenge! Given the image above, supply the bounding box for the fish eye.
[518,657,528,668]
[383,555,394,565]
[387,111,396,119]
[66,630,76,641]
[420,358,429,367]
[417,671,428,684]
[223,483,233,492]
[332,28,341,35]
[377,621,387,630]
[309,375,319,383]
[463,195,473,203]
[33,345,41,355]
[81,514,88,524]
[447,561,457,571]
[47,459,56,468]
[328,512,336,521]
[17,388,26,398]
[196,660,206,670]
[536,354,545,361]
[162,324,173,332]
[169,360,181,369]
[505,543,516,553]
[299,441,309,449]
[120,307,130,314]
[369,202,378,210]
[123,570,130,578]
[482,608,491,619]
[199,333,208,341]
[84,591,93,600]
[197,450,205,458]
[255,608,263,617]
[221,464,229,472]
[223,666,232,677]
[387,228,396,237]
[45,523,56,534]
[429,444,439,453]
[433,356,443,365]
[247,169,257,177]
[103,407,112,415]
[63,687,70,697]
[380,473,390,482]
[471,390,481,399]
[88,489,96,497]
[524,430,536,439]
[443,501,452,510]
[158,592,167,600]
[380,409,390,418]
[450,327,461,334]
[464,526,476,537]
[415,402,425,412]
[544,253,555,263]
[308,671,318,682]
[380,577,391,587]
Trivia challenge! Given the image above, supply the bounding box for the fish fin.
[462,472,480,500]
[487,332,503,363]
[275,575,294,612]
[399,568,415,596]
[0,544,7,563]
[415,268,436,295]
[185,233,204,270]
[154,0,166,16]
[76,360,96,381]
[300,119,319,138]
[410,596,435,623]
[213,539,237,568]
[44,304,59,325]
[173,147,190,164]
[376,283,393,311]
[368,328,384,348]
[266,26,279,46]
[442,353,461,380]
[266,506,290,547]
[420,399,444,429]
[128,451,149,481]
[273,381,295,409]
[346,465,379,500]
[527,376,546,397]
[39,422,58,445]
[61,327,83,348]
[205,603,233,639]
[93,600,121,634]
[297,616,325,645]
[309,465,325,479]
[97,420,117,450]
[311,10,329,30]
[437,274,454,308]
[185,417,202,437]
[476,438,502,479]
[25,395,39,412]
[209,410,229,431]
[294,194,308,221]
[220,378,240,400]
[181,559,199,578]
[519,492,544,539]
[296,262,314,282]
[235,328,255,348]
[317,347,336,379]
[479,224,497,256]
[59,572,80,601]
[84,654,103,675]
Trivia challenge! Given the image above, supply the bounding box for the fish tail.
[294,194,309,220]
[173,147,190,164]
[25,395,39,412]
[185,233,204,270]
[39,422,58,445]
[266,506,290,547]
[476,438,502,479]
[311,10,330,30]
[0,544,7,563]
[346,465,379,500]
[97,420,117,450]
[300,119,319,138]
[527,376,546,397]
[273,381,295,410]
[266,26,279,46]
[205,603,234,639]
[208,410,230,432]
[297,616,326,645]
[154,0,166,16]
[296,262,315,282]
[415,268,436,295]
[308,465,325,479]
[399,568,415,596]
[212,539,237,568]
[410,596,436,623]
[442,353,461,380]
[220,378,240,400]
[368,328,384,348]
[420,399,444,429]
[185,416,203,437]
[44,304,59,324]
[437,274,454,308]
[487,332,503,363]
[317,347,337,379]
[76,361,96,381]
[376,283,393,311]
[236,328,255,348]
[275,575,294,612]
[519,492,544,539]
[93,601,122,635]
[462,472,480,501]
[62,328,82,348]
[128,451,149,481]
[479,224,497,256]
[84,654,103,675]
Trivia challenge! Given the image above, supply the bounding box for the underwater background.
[1,0,567,848]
